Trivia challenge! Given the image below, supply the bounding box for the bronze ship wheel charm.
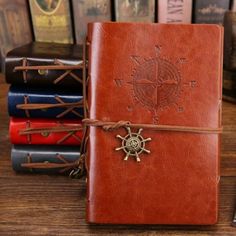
[115,127,151,162]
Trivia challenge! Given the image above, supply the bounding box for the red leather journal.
[86,23,223,225]
[10,118,82,145]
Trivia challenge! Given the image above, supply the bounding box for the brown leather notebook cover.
[86,22,223,225]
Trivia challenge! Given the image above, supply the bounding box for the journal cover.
[5,42,83,88]
[8,85,83,119]
[193,0,230,24]
[158,0,192,23]
[72,0,111,44]
[11,145,80,174]
[29,0,74,43]
[85,22,223,224]
[10,118,83,145]
[114,0,155,22]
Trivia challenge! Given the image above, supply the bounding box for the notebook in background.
[158,0,192,23]
[29,0,74,43]
[114,0,155,22]
[193,0,230,24]
[0,0,32,72]
[72,0,111,45]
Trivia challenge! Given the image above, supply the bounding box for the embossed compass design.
[130,57,181,110]
[128,51,182,124]
[115,127,151,162]
[114,45,197,124]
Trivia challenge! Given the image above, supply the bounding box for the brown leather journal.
[85,22,223,225]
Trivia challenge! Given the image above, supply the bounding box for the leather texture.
[5,42,83,88]
[11,145,80,174]
[86,23,223,225]
[8,85,83,119]
[10,117,83,145]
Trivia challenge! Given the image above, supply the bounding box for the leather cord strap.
[26,153,33,172]
[19,125,83,135]
[17,101,83,110]
[21,154,85,174]
[19,124,82,144]
[14,58,84,84]
[23,96,30,117]
[14,64,83,71]
[82,118,222,134]
[22,58,27,83]
[26,121,31,143]
[17,97,83,118]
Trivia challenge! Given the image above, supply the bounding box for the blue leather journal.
[8,85,83,119]
[11,145,80,174]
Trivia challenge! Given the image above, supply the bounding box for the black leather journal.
[5,42,83,88]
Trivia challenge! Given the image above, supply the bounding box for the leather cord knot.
[69,153,86,178]
[103,120,131,131]
[21,153,85,175]
[17,101,83,110]
[82,118,131,131]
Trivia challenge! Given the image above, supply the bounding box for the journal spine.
[72,0,111,44]
[193,0,230,24]
[158,0,192,23]
[85,23,93,222]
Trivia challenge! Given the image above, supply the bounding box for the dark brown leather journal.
[5,42,83,88]
[224,11,236,70]
[85,22,223,225]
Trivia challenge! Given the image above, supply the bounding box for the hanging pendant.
[115,127,151,162]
